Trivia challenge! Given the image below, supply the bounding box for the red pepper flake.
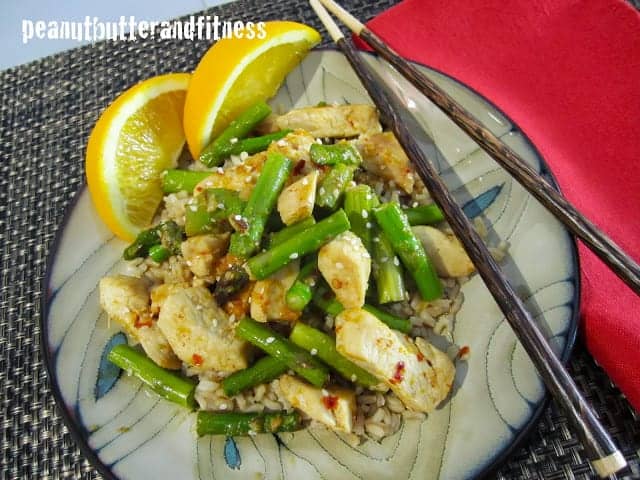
[195,186,203,193]
[192,354,204,366]
[293,160,306,176]
[416,351,425,362]
[134,315,153,328]
[389,361,405,384]
[458,346,470,359]
[322,395,339,411]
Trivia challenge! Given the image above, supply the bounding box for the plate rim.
[39,47,580,480]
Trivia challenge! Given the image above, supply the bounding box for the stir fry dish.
[98,99,481,442]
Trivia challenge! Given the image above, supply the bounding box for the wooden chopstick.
[309,0,627,477]
[317,0,640,298]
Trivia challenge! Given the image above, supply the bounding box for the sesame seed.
[277,139,287,146]
[335,262,343,269]
[412,202,419,208]
[230,137,238,144]
[234,214,242,221]
[350,374,357,382]
[240,151,249,161]
[290,252,299,259]
[265,336,275,344]
[217,167,224,174]
[366,194,373,200]
[373,237,380,243]
[219,403,228,410]
[189,205,198,211]
[332,189,339,197]
[321,389,329,396]
[315,138,322,144]
[229,314,236,322]
[310,348,318,355]
[319,187,326,195]
[393,257,400,266]
[218,203,224,209]
[301,178,309,185]
[366,222,373,229]
[362,210,369,218]
[245,176,252,183]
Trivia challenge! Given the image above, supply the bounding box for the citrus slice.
[86,73,190,241]
[184,21,321,159]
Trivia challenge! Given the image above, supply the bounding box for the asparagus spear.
[316,163,355,210]
[221,356,288,396]
[404,204,445,226]
[199,101,272,167]
[285,256,318,311]
[312,288,411,333]
[123,227,161,260]
[343,184,378,252]
[246,209,350,280]
[196,411,302,436]
[224,130,292,157]
[108,344,196,409]
[309,142,362,166]
[374,202,442,301]
[235,318,329,387]
[162,170,211,194]
[372,230,406,304]
[213,264,250,305]
[289,323,382,387]
[267,217,316,248]
[229,152,292,258]
[148,244,170,263]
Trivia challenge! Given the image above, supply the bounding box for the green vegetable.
[224,130,292,157]
[290,323,382,387]
[221,356,288,396]
[123,227,161,260]
[196,411,301,436]
[184,189,246,237]
[404,204,445,226]
[123,220,183,260]
[108,344,196,409]
[148,244,170,263]
[372,231,406,304]
[236,318,329,387]
[374,202,442,300]
[162,170,211,194]
[312,288,411,333]
[267,217,316,248]
[229,152,292,258]
[158,220,183,255]
[316,163,355,210]
[362,304,411,334]
[246,209,350,280]
[285,257,318,311]
[343,184,378,253]
[199,100,272,167]
[213,264,250,305]
[310,142,362,166]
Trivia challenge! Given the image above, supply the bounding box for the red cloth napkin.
[364,0,640,409]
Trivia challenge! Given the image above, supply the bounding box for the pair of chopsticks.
[309,0,630,477]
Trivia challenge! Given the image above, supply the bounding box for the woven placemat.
[0,0,638,478]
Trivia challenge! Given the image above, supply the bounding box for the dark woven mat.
[0,0,638,478]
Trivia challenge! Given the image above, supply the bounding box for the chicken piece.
[268,129,316,165]
[356,132,416,194]
[99,275,180,369]
[194,152,267,200]
[157,286,250,373]
[279,375,356,433]
[412,226,474,278]
[150,282,191,315]
[335,308,455,413]
[273,105,382,138]
[180,234,230,280]
[277,170,318,225]
[250,261,300,322]
[318,232,371,309]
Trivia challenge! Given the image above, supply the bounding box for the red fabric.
[364,0,640,409]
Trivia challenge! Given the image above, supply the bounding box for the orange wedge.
[184,21,321,159]
[85,73,190,241]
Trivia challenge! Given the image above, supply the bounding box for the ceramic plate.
[42,49,578,479]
